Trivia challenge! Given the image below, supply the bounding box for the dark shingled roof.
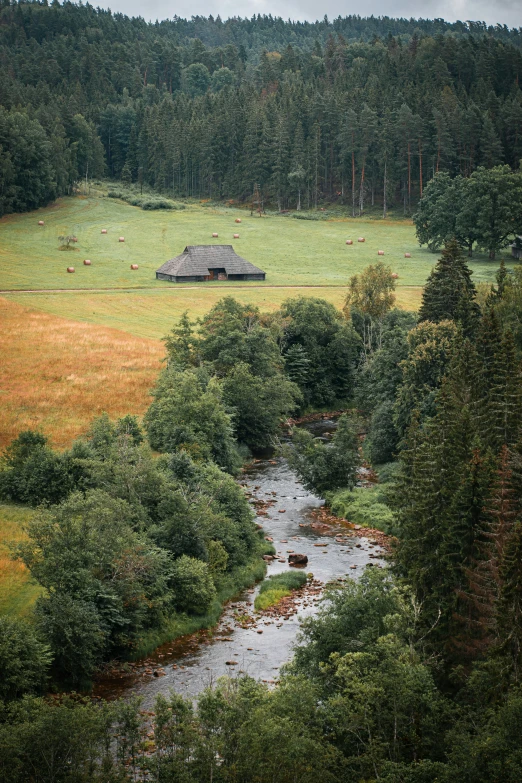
[156,245,265,277]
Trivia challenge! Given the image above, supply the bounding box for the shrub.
[35,593,106,686]
[258,571,307,594]
[171,555,216,615]
[254,571,307,610]
[0,617,51,701]
[329,486,396,534]
[107,188,185,210]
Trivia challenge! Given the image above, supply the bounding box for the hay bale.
[346,239,353,245]
[101,229,107,234]
[358,237,365,242]
[83,259,91,266]
[378,250,384,256]
[391,272,399,279]
[67,267,75,273]
[233,233,239,238]
[130,264,139,270]
[119,237,125,242]
[38,220,44,226]
[404,253,411,258]
[212,233,218,238]
[235,218,241,224]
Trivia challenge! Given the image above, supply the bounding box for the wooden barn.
[156,245,266,283]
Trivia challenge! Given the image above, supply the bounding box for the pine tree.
[418,238,480,335]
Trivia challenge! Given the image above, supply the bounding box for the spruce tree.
[418,238,480,335]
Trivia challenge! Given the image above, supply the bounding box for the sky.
[95,0,522,29]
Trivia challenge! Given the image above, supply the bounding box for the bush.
[258,571,307,594]
[287,414,360,497]
[107,188,185,210]
[329,486,396,534]
[171,555,216,615]
[0,617,51,701]
[254,571,307,610]
[35,593,106,686]
[0,430,75,506]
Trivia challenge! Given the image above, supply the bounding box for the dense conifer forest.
[1,0,522,214]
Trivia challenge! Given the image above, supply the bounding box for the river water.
[94,419,383,706]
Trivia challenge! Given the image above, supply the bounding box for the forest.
[3,3,522,781]
[2,244,522,781]
[1,1,522,215]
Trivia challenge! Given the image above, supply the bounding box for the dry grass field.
[0,297,164,451]
[0,504,42,618]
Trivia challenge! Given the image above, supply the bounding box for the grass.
[254,570,308,611]
[0,195,509,296]
[0,297,163,451]
[0,504,43,618]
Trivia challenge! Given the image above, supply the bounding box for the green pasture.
[0,194,513,340]
[0,194,510,292]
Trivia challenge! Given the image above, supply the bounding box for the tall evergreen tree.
[418,239,480,335]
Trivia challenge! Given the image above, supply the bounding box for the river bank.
[93,421,387,705]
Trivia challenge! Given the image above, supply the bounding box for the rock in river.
[288,553,308,566]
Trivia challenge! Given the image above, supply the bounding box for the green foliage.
[394,319,459,436]
[329,486,397,534]
[0,430,75,506]
[35,594,107,686]
[418,239,480,335]
[287,413,360,497]
[415,168,522,259]
[365,400,400,464]
[223,362,301,450]
[144,368,240,473]
[281,297,361,407]
[107,187,185,210]
[344,262,397,355]
[0,617,50,702]
[171,556,216,615]
[254,570,308,610]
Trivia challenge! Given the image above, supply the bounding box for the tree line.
[1,1,522,215]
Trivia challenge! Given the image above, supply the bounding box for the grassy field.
[0,194,509,294]
[0,297,163,450]
[5,286,421,340]
[0,504,42,618]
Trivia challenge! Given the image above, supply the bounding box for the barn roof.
[156,245,265,277]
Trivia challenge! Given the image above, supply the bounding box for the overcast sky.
[95,0,522,29]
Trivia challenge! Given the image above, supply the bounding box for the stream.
[93,418,384,706]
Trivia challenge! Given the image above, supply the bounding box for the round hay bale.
[67,267,75,273]
[391,272,399,279]
[235,218,241,224]
[378,250,384,256]
[212,233,218,238]
[358,237,365,242]
[233,233,239,239]
[346,239,353,245]
[83,259,91,266]
[38,220,44,226]
[130,264,139,270]
[404,252,411,258]
[119,236,125,242]
[101,229,107,234]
